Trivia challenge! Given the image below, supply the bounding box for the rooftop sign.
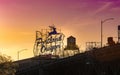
[33,25,65,56]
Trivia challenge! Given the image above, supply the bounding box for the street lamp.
[17,49,27,60]
[101,18,114,47]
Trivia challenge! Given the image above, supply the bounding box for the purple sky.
[0,0,120,60]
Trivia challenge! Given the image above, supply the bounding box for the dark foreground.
[15,54,120,75]
[15,45,120,75]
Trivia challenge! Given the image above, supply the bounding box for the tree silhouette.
[0,53,17,75]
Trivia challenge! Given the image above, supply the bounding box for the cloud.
[94,2,112,14]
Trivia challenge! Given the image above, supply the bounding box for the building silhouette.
[15,45,120,75]
[107,37,115,46]
[64,36,79,50]
[64,36,79,56]
[118,25,120,43]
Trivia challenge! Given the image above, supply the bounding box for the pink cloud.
[94,2,113,14]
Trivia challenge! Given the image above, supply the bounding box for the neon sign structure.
[33,25,65,56]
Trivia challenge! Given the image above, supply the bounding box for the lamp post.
[17,49,27,60]
[101,18,114,47]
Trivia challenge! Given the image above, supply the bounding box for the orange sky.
[0,0,120,60]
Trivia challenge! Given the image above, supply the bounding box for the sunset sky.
[0,0,120,60]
